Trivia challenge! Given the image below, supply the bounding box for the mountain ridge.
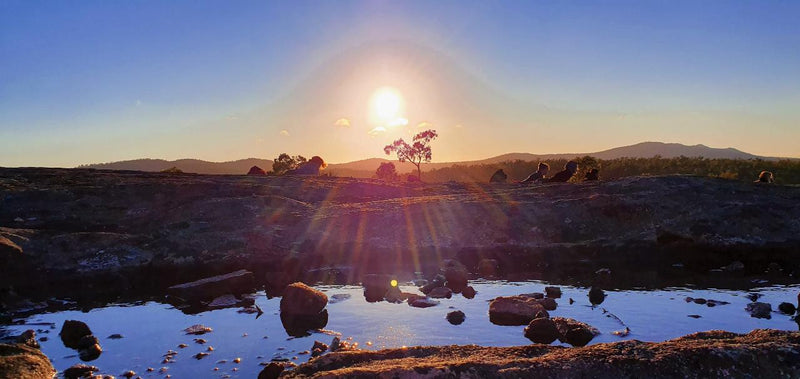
[77,142,792,176]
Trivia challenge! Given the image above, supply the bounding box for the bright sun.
[371,87,403,121]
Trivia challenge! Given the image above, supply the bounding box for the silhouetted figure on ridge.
[547,161,579,183]
[755,171,774,183]
[521,163,550,184]
[584,168,599,181]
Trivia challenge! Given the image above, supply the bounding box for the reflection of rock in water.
[280,309,329,337]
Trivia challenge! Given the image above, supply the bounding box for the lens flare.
[390,279,398,287]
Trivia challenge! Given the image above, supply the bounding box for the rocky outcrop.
[59,320,102,361]
[2,170,800,301]
[0,343,56,379]
[284,330,800,378]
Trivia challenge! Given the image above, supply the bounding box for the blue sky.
[1,0,799,166]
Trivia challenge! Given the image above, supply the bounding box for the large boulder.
[524,318,560,344]
[746,302,772,319]
[247,166,267,176]
[167,269,255,302]
[489,296,548,325]
[59,320,92,349]
[0,343,57,379]
[552,317,600,347]
[280,282,328,316]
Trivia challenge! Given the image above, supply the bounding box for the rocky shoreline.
[281,329,800,378]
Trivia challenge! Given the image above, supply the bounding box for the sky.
[1,0,799,167]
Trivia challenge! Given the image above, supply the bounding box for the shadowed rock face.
[283,330,800,378]
[1,168,800,301]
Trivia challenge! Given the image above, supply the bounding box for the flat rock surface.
[1,168,799,296]
[284,329,800,378]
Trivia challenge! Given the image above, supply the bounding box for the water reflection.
[2,281,798,378]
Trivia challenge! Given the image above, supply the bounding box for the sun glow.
[371,87,404,122]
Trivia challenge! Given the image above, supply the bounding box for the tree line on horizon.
[372,156,800,185]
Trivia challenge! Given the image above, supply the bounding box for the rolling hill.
[79,142,784,176]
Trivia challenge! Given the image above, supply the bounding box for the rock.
[408,296,439,308]
[107,334,123,339]
[524,318,560,344]
[489,296,548,326]
[208,294,244,309]
[280,309,329,337]
[258,362,285,379]
[194,352,209,359]
[184,325,213,335]
[589,287,606,305]
[281,282,327,316]
[544,286,561,298]
[330,337,341,352]
[311,341,328,357]
[552,317,600,347]
[247,166,267,176]
[0,343,57,379]
[723,261,745,272]
[63,364,98,379]
[462,286,477,299]
[384,286,404,303]
[477,259,499,277]
[420,274,446,295]
[746,302,772,319]
[59,320,93,349]
[446,311,465,325]
[362,274,392,302]
[537,297,557,311]
[746,293,761,302]
[15,330,39,349]
[443,260,468,291]
[693,298,707,305]
[168,269,255,302]
[520,292,544,300]
[428,287,453,299]
[778,302,796,315]
[77,335,102,361]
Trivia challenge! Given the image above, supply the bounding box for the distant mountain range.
[80,142,788,176]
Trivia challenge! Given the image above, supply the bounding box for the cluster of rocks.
[59,320,103,361]
[488,287,600,347]
[0,330,56,379]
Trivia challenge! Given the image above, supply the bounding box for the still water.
[5,280,799,378]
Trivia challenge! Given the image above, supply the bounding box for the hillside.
[77,142,787,176]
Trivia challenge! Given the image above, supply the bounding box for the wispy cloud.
[416,121,433,129]
[226,114,239,120]
[135,100,142,107]
[388,118,408,127]
[334,118,351,127]
[280,129,290,137]
[368,126,387,135]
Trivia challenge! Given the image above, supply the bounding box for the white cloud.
[135,100,142,107]
[387,118,408,127]
[280,129,290,137]
[334,118,351,127]
[368,126,387,135]
[417,121,433,129]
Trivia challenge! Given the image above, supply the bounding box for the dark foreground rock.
[283,329,800,378]
[0,343,57,379]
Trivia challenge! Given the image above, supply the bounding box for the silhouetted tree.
[384,129,438,181]
[375,162,399,181]
[272,153,307,175]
